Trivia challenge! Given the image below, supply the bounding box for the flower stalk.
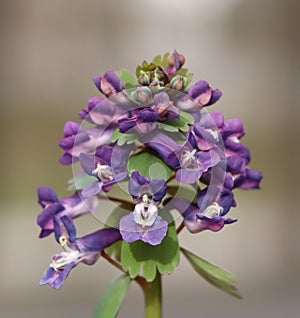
[143,273,162,318]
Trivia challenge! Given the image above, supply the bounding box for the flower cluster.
[37,51,262,289]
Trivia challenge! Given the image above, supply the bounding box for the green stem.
[143,273,162,318]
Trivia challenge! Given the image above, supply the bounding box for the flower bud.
[138,71,150,86]
[170,75,187,91]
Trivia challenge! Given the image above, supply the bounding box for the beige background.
[1,0,299,317]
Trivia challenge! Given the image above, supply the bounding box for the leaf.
[127,150,173,180]
[181,248,242,298]
[117,69,138,86]
[117,133,138,146]
[93,275,131,318]
[67,173,96,191]
[121,214,180,282]
[162,111,194,132]
[152,53,169,68]
[110,128,123,143]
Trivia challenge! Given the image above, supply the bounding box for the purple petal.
[234,168,262,190]
[54,215,76,243]
[40,262,76,289]
[149,179,167,202]
[219,188,237,215]
[119,213,168,246]
[196,150,220,170]
[189,80,212,106]
[138,108,159,123]
[119,213,142,243]
[118,117,136,133]
[82,181,103,197]
[63,121,82,137]
[226,156,246,174]
[76,228,121,253]
[59,153,73,165]
[94,71,123,96]
[176,168,201,184]
[79,153,98,175]
[128,171,149,198]
[37,187,59,207]
[141,216,168,246]
[222,118,245,139]
[102,171,128,192]
[199,111,224,129]
[37,203,64,237]
[206,89,222,106]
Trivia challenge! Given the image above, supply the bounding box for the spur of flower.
[37,51,262,317]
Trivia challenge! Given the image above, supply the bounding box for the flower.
[143,131,220,184]
[93,71,123,97]
[79,97,127,126]
[176,80,222,112]
[165,186,237,233]
[79,145,130,197]
[40,215,121,289]
[118,108,159,134]
[119,172,168,245]
[37,187,98,238]
[59,121,113,165]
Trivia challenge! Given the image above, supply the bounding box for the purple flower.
[93,71,123,97]
[80,98,127,126]
[40,216,121,289]
[176,80,222,112]
[166,50,185,77]
[79,145,130,197]
[37,187,98,238]
[79,97,104,123]
[119,172,168,246]
[234,168,262,189]
[152,92,179,121]
[118,108,159,134]
[59,121,113,165]
[191,112,225,151]
[165,186,236,233]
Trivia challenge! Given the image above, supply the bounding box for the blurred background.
[1,0,299,317]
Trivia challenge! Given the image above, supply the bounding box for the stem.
[176,220,185,234]
[143,273,162,318]
[97,194,133,207]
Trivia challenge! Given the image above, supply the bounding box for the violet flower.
[119,172,168,246]
[144,131,220,184]
[165,186,237,233]
[176,80,222,112]
[93,71,124,97]
[118,108,159,134]
[40,215,121,289]
[59,121,113,165]
[79,145,130,197]
[37,187,98,238]
[152,92,179,121]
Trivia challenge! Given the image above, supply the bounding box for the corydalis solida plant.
[37,51,262,317]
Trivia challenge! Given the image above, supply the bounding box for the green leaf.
[121,215,180,282]
[117,69,138,86]
[127,150,173,180]
[67,173,96,191]
[181,248,242,298]
[117,133,138,146]
[110,128,123,143]
[93,275,131,318]
[152,53,169,68]
[162,111,194,132]
[180,111,194,124]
